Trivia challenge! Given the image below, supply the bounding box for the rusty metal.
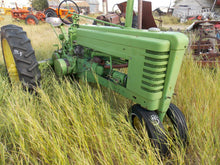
[93,56,128,69]
[104,63,128,69]
[94,1,157,29]
[187,21,220,31]
[117,2,136,17]
[93,13,121,25]
[190,21,220,67]
[142,1,157,29]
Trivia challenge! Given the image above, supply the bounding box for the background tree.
[30,0,49,11]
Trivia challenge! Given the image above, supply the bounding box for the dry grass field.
[0,15,219,164]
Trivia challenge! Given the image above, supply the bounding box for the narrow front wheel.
[166,103,188,145]
[130,104,168,155]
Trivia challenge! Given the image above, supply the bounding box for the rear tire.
[1,24,41,90]
[25,15,39,25]
[45,9,57,18]
[130,104,168,155]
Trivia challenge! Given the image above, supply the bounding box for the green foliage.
[31,0,49,11]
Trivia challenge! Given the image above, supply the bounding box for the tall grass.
[0,15,219,164]
[175,57,220,164]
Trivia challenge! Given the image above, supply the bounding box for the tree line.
[30,0,49,11]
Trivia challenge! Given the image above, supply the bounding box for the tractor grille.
[141,51,169,93]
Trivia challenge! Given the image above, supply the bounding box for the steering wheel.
[58,0,80,25]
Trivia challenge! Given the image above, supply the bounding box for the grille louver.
[141,53,169,93]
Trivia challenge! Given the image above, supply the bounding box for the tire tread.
[167,103,188,145]
[1,25,41,90]
[131,104,169,155]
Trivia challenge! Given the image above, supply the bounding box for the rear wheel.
[130,104,168,155]
[1,25,41,90]
[45,8,57,18]
[25,15,39,25]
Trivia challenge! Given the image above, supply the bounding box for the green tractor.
[1,0,189,155]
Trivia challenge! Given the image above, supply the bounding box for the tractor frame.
[1,0,189,155]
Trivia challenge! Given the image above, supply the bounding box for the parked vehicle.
[11,3,45,25]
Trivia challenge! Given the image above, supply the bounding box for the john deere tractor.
[1,0,189,155]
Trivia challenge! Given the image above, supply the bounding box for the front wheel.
[1,25,41,90]
[166,103,188,146]
[130,104,168,155]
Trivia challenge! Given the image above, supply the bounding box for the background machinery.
[188,21,220,67]
[11,3,45,25]
[94,1,158,29]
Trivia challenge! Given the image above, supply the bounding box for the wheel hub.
[27,18,36,25]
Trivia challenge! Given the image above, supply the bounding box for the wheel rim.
[132,114,146,137]
[133,115,142,132]
[2,38,19,82]
[27,18,36,25]
[166,104,188,145]
[46,12,54,17]
[163,115,176,139]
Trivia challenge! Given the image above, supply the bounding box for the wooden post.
[138,0,143,29]
[103,0,108,14]
[211,0,217,11]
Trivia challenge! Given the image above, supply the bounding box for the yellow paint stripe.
[2,38,20,82]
